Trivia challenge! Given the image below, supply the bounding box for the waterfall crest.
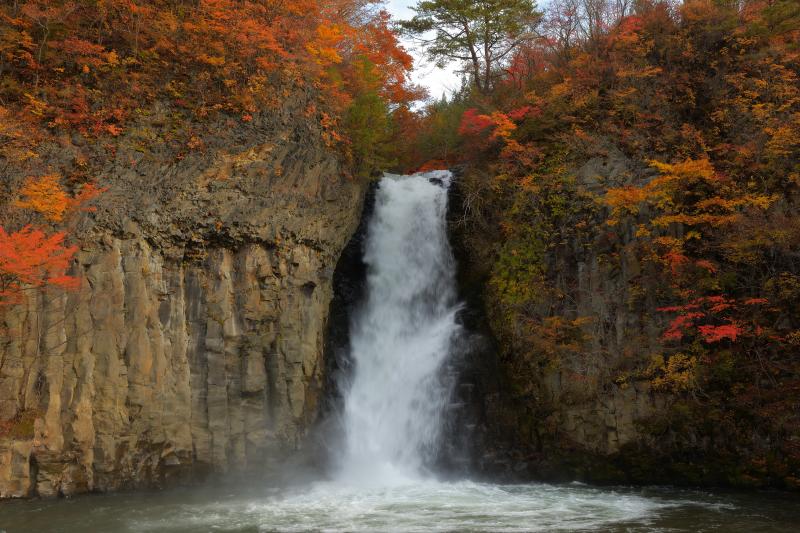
[336,170,461,484]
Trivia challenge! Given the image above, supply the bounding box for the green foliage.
[416,96,468,165]
[400,0,541,92]
[345,89,395,178]
[491,225,547,308]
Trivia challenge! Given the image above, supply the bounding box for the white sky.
[385,1,551,102]
[385,1,462,101]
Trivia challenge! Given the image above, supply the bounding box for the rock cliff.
[449,151,798,488]
[0,98,365,497]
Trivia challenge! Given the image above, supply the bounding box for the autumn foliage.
[13,174,104,222]
[0,172,103,306]
[0,1,418,307]
[0,0,419,169]
[0,226,78,305]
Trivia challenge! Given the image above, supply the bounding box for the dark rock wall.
[446,157,692,484]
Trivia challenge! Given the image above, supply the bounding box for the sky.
[385,0,552,101]
[385,1,462,101]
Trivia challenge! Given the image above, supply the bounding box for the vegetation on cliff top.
[0,0,419,307]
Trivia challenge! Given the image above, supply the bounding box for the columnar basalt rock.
[0,102,365,497]
[448,158,677,483]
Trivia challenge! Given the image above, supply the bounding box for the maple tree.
[12,174,72,223]
[12,174,102,222]
[0,226,78,305]
[0,172,104,306]
[0,0,419,310]
[0,1,418,175]
[1,0,797,488]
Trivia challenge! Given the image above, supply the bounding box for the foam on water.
[10,476,798,533]
[128,480,677,532]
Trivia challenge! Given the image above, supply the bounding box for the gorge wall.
[0,97,366,497]
[449,152,800,490]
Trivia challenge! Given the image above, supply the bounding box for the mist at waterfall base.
[3,172,800,533]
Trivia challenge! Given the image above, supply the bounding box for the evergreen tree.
[400,0,542,93]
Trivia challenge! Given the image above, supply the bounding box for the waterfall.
[336,170,461,484]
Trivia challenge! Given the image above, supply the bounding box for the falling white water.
[337,170,461,484]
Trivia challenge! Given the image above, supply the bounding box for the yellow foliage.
[604,186,649,224]
[14,174,70,222]
[23,93,47,117]
[648,157,716,182]
[198,54,226,66]
[549,80,572,98]
[765,120,800,159]
[652,212,740,228]
[0,106,38,163]
[605,158,776,233]
[643,353,697,392]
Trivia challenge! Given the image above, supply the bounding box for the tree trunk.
[463,23,483,92]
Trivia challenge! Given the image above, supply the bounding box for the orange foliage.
[398,0,800,482]
[0,1,417,146]
[417,160,448,172]
[14,174,105,222]
[0,226,78,305]
[307,23,345,66]
[14,174,70,222]
[4,173,104,307]
[1,1,413,314]
[605,187,649,225]
[68,182,105,214]
[605,158,776,235]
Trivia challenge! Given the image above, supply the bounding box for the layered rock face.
[448,157,687,483]
[0,101,365,497]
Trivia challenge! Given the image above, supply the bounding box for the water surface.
[2,479,798,532]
